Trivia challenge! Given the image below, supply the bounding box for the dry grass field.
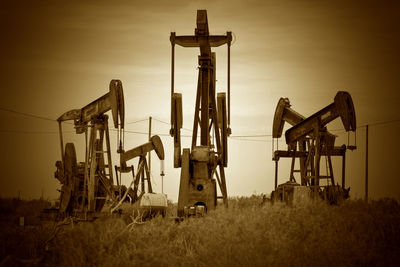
[1,196,400,266]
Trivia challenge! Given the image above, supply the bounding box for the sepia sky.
[0,0,399,201]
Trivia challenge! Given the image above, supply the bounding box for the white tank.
[139,193,168,217]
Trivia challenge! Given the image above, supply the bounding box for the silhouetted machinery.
[271,91,356,204]
[170,10,232,216]
[54,80,165,219]
[112,135,166,215]
[55,80,124,218]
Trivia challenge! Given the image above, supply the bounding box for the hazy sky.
[1,0,399,201]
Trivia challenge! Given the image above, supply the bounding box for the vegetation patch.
[1,196,399,266]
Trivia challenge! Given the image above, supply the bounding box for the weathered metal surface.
[140,193,167,208]
[171,10,231,216]
[57,80,124,130]
[271,181,311,204]
[217,92,228,167]
[273,145,346,160]
[109,79,125,129]
[120,135,164,164]
[139,193,167,218]
[272,98,305,138]
[334,91,356,132]
[171,93,182,168]
[54,80,125,219]
[58,143,76,213]
[271,92,357,204]
[285,91,356,144]
[177,149,190,217]
[112,135,165,211]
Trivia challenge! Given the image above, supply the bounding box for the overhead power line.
[232,134,271,138]
[122,129,192,138]
[152,117,193,132]
[0,107,56,122]
[153,116,273,137]
[126,118,149,125]
[0,130,75,134]
[152,117,169,125]
[359,119,400,128]
[1,106,399,139]
[230,137,270,143]
[328,119,400,134]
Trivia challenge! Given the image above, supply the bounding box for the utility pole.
[365,125,369,202]
[148,116,152,174]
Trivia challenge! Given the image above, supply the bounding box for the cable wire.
[152,117,193,132]
[0,130,75,134]
[126,118,149,125]
[1,106,399,140]
[0,107,56,122]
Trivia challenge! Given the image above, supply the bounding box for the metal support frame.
[86,116,115,212]
[115,135,165,205]
[273,144,347,189]
[170,10,232,215]
[54,80,125,218]
[271,92,356,198]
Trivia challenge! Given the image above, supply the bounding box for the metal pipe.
[160,159,165,193]
[200,66,210,146]
[289,145,297,181]
[141,162,145,193]
[171,42,175,125]
[82,128,89,210]
[58,121,64,162]
[111,159,144,213]
[275,160,278,190]
[227,42,231,128]
[115,165,119,186]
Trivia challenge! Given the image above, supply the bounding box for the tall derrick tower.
[170,10,232,216]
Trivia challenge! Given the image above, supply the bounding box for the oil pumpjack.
[112,135,166,215]
[170,10,232,216]
[55,80,125,218]
[271,91,356,204]
[53,80,166,219]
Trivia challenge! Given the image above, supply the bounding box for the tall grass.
[1,196,400,266]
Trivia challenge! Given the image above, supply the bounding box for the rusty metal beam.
[285,91,356,144]
[273,146,346,160]
[121,135,165,164]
